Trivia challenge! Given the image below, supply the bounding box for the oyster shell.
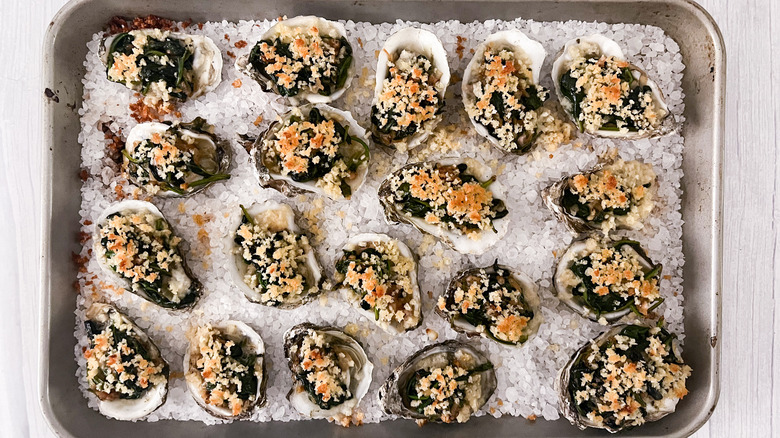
[283,323,373,420]
[461,30,549,154]
[437,262,542,345]
[93,200,201,309]
[124,119,230,197]
[250,104,370,200]
[228,202,324,308]
[83,303,169,420]
[554,237,663,323]
[102,29,222,101]
[334,233,422,334]
[541,159,656,234]
[236,16,355,105]
[184,320,267,419]
[551,35,673,138]
[378,158,509,255]
[557,323,691,432]
[378,340,496,424]
[370,27,450,151]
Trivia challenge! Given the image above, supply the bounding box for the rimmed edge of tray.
[39,1,724,436]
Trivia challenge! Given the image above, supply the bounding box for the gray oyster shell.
[437,263,542,345]
[378,340,496,423]
[93,200,201,309]
[123,119,231,198]
[553,237,663,323]
[84,303,169,420]
[556,324,687,433]
[283,323,373,419]
[183,320,267,419]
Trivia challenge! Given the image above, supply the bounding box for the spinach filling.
[248,36,353,98]
[405,362,493,417]
[561,181,652,223]
[201,334,258,403]
[567,324,682,430]
[107,32,195,100]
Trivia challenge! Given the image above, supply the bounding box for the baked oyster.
[437,262,542,345]
[251,105,370,200]
[370,27,450,151]
[542,159,656,234]
[102,29,222,102]
[237,16,354,105]
[379,340,496,424]
[94,200,201,309]
[283,323,373,421]
[462,30,550,154]
[551,35,672,138]
[334,233,422,334]
[554,237,663,323]
[378,159,509,255]
[184,321,267,419]
[83,303,169,420]
[557,323,691,432]
[228,202,324,308]
[123,119,230,197]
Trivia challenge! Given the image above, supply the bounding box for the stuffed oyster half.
[251,105,370,200]
[93,200,201,309]
[542,159,656,234]
[551,35,672,138]
[102,28,222,102]
[334,233,422,334]
[123,119,230,197]
[237,16,355,105]
[83,303,169,420]
[554,237,664,323]
[371,27,450,151]
[283,323,373,422]
[184,321,267,419]
[462,29,552,154]
[228,202,324,308]
[557,323,691,432]
[378,159,509,255]
[379,340,496,424]
[437,262,542,345]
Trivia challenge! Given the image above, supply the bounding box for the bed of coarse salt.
[74,16,687,425]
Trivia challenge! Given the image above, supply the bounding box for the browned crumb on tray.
[234,40,248,49]
[226,50,236,58]
[129,97,174,123]
[99,122,124,165]
[106,15,177,35]
[456,36,467,59]
[232,79,242,88]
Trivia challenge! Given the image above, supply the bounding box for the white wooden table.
[0,0,773,436]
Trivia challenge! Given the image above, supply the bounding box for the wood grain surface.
[0,0,772,436]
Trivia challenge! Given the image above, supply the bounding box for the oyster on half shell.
[123,119,230,197]
[83,303,169,420]
[283,323,373,421]
[102,29,222,102]
[462,29,550,154]
[334,233,422,334]
[370,27,450,151]
[251,104,370,200]
[236,16,355,105]
[551,35,673,138]
[437,262,542,345]
[557,323,691,432]
[228,202,324,308]
[378,340,496,424]
[541,159,656,234]
[93,200,201,309]
[184,320,267,419]
[378,158,509,255]
[554,237,663,323]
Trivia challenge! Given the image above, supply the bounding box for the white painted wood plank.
[0,0,775,437]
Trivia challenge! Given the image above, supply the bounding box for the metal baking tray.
[40,0,724,436]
